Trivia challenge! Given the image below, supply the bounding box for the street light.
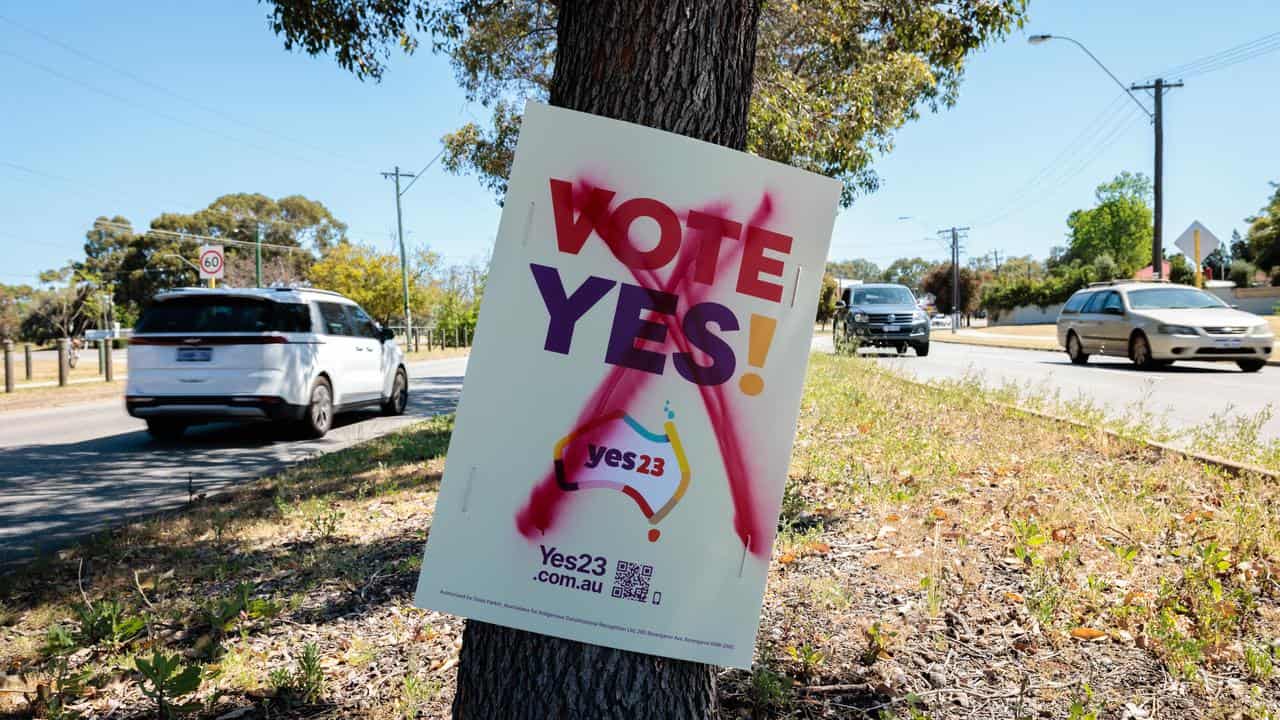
[1027,35,1151,118]
[1029,33,1177,279]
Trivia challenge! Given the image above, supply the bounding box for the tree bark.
[452,2,762,718]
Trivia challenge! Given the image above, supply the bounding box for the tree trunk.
[452,2,762,718]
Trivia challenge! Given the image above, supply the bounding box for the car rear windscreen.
[135,297,312,333]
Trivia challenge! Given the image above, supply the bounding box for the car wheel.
[1066,332,1089,365]
[914,342,930,357]
[145,419,186,441]
[1237,359,1266,373]
[382,368,409,416]
[302,378,334,438]
[1129,332,1157,370]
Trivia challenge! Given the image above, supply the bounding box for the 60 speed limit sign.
[199,245,225,280]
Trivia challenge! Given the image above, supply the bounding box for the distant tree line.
[2,192,488,344]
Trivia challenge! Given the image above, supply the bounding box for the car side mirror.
[834,301,846,309]
[1230,304,1240,309]
[379,327,396,342]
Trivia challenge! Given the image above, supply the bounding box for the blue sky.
[2,0,1277,285]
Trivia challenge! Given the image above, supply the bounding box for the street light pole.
[1028,35,1179,279]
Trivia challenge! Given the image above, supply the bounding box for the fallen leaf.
[807,541,831,555]
[885,513,901,523]
[779,552,797,565]
[1123,590,1152,607]
[1051,526,1076,544]
[930,508,948,521]
[1003,591,1024,604]
[1070,627,1108,641]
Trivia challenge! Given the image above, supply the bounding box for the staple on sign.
[521,202,536,247]
[462,465,477,513]
[789,265,803,308]
[738,534,752,578]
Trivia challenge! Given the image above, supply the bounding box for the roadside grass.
[2,356,1278,719]
[0,381,127,413]
[931,325,1060,352]
[4,356,128,386]
[400,347,470,363]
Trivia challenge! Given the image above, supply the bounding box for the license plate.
[1214,338,1242,349]
[883,325,899,333]
[176,347,212,362]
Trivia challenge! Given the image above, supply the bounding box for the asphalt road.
[813,335,1280,446]
[0,357,467,566]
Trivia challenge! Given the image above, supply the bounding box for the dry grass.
[401,347,470,363]
[0,381,126,413]
[932,332,1060,352]
[2,358,1278,719]
[968,324,1057,338]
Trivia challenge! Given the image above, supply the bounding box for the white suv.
[126,287,408,440]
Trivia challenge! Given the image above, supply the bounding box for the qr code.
[611,560,653,602]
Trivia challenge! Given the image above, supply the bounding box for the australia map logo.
[553,407,691,542]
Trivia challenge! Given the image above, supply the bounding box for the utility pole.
[1130,77,1183,280]
[937,227,969,334]
[382,166,416,335]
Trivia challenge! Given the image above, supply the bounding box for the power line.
[0,48,350,176]
[0,13,369,175]
[398,146,448,197]
[93,220,309,253]
[968,93,1130,226]
[971,100,1147,228]
[1142,31,1280,81]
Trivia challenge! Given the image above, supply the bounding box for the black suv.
[836,283,930,356]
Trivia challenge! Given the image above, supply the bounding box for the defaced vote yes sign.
[414,101,840,667]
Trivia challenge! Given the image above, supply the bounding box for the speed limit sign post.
[199,245,225,287]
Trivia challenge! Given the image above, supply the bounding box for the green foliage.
[262,0,1029,206]
[1010,517,1048,568]
[306,501,345,541]
[1066,683,1100,720]
[826,259,881,282]
[270,642,326,706]
[1167,253,1195,285]
[43,623,79,656]
[200,583,282,640]
[1229,259,1259,288]
[921,263,979,314]
[35,658,91,720]
[0,282,34,341]
[308,242,441,326]
[1062,172,1153,275]
[816,273,839,324]
[136,650,202,718]
[785,642,826,681]
[880,257,934,291]
[748,647,793,713]
[431,263,485,343]
[1245,181,1280,271]
[860,621,896,666]
[980,262,1096,313]
[74,599,145,648]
